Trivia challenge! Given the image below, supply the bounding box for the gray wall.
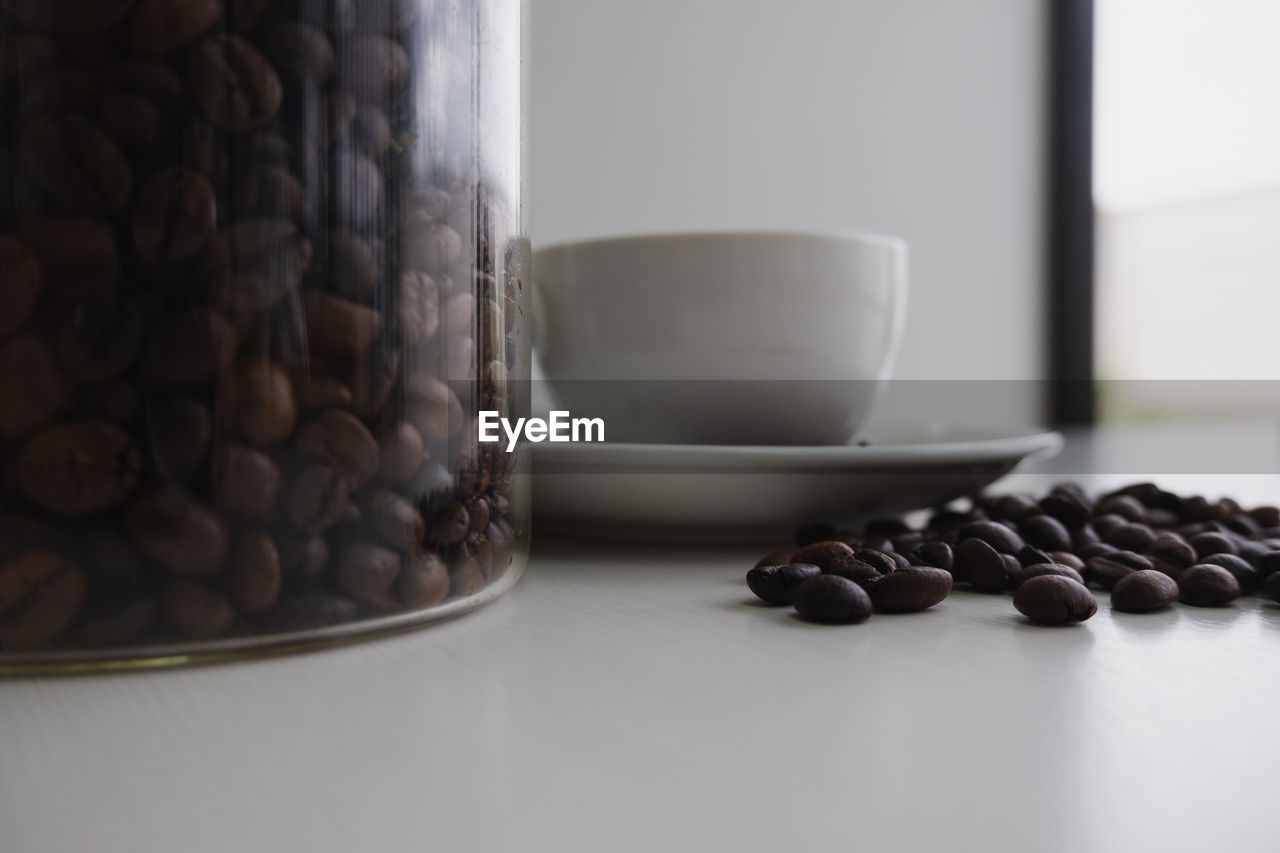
[530,0,1049,427]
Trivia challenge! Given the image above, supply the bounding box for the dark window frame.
[1048,0,1096,425]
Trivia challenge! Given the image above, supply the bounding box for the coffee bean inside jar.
[0,0,529,659]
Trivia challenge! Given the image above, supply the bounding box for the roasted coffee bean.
[335,541,401,609]
[276,533,329,588]
[352,103,391,156]
[56,293,144,382]
[1084,551,1152,591]
[1189,531,1238,559]
[1258,551,1280,581]
[1092,514,1128,537]
[1142,507,1179,529]
[1143,537,1196,579]
[1111,570,1179,613]
[955,537,1009,592]
[0,550,87,650]
[1040,488,1092,527]
[296,409,379,490]
[1051,551,1086,571]
[189,34,282,132]
[18,420,142,517]
[408,222,463,272]
[990,493,1039,522]
[465,497,490,537]
[211,445,282,524]
[219,361,297,446]
[401,271,441,344]
[1077,542,1118,561]
[869,568,952,613]
[162,579,234,638]
[848,548,895,577]
[329,230,378,303]
[0,335,76,441]
[132,167,216,266]
[1248,506,1280,529]
[285,465,350,533]
[1178,564,1241,607]
[1199,553,1257,594]
[891,531,924,554]
[304,291,383,354]
[22,115,133,214]
[1016,545,1054,569]
[793,575,873,624]
[1019,514,1072,552]
[0,237,43,339]
[210,219,311,311]
[1013,575,1097,625]
[824,557,885,588]
[265,23,335,83]
[378,422,425,486]
[296,374,353,410]
[74,592,156,647]
[1104,522,1157,553]
[397,552,450,609]
[142,311,237,388]
[1236,540,1271,567]
[124,489,228,577]
[747,562,821,606]
[123,0,221,56]
[957,520,1025,555]
[429,501,471,547]
[340,35,410,98]
[370,491,425,553]
[1014,563,1086,589]
[229,532,281,615]
[149,397,212,479]
[1096,494,1146,521]
[911,541,953,572]
[1071,524,1101,550]
[792,540,855,572]
[1265,572,1280,604]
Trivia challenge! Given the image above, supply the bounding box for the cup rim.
[532,228,908,258]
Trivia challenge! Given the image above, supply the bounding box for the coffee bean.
[377,422,426,485]
[211,445,283,524]
[1019,514,1072,552]
[747,562,821,606]
[340,35,410,98]
[148,397,212,479]
[124,489,228,577]
[132,167,216,266]
[1051,551,1085,571]
[1084,551,1152,591]
[162,579,234,638]
[19,420,142,517]
[1096,494,1146,522]
[910,540,953,572]
[990,493,1039,522]
[296,409,380,490]
[1111,570,1179,613]
[1189,531,1238,559]
[335,541,401,609]
[407,222,463,272]
[397,552,450,609]
[333,152,383,229]
[0,236,43,338]
[401,271,441,344]
[1248,506,1280,529]
[1039,488,1092,527]
[824,556,885,588]
[1014,563,1086,589]
[1143,537,1196,579]
[210,219,312,311]
[1092,514,1128,537]
[219,361,297,446]
[352,103,391,156]
[1016,545,1054,569]
[792,540,855,572]
[1013,575,1097,625]
[276,533,329,589]
[1178,564,1241,607]
[1265,572,1280,604]
[328,230,378,303]
[1077,542,1118,561]
[304,291,383,354]
[753,552,793,570]
[284,465,351,534]
[1103,522,1157,553]
[1198,553,1257,594]
[1236,540,1271,567]
[0,550,87,650]
[189,34,282,132]
[142,311,237,387]
[56,293,145,381]
[22,114,133,214]
[957,520,1025,555]
[955,537,1009,592]
[869,568,952,613]
[229,532,281,615]
[0,335,76,440]
[791,574,872,624]
[370,491,425,553]
[265,23,335,84]
[1258,551,1280,581]
[123,0,221,55]
[1071,524,1101,550]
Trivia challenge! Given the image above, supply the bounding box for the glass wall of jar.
[0,0,529,667]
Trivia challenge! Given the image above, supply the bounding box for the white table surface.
[5,423,1280,853]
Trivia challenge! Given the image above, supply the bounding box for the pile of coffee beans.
[749,482,1280,626]
[0,1,527,654]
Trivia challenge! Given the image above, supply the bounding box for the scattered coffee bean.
[1014,575,1097,625]
[1111,570,1179,613]
[956,537,1009,593]
[793,575,873,624]
[1189,531,1238,559]
[1178,564,1242,607]
[792,540,855,572]
[124,489,228,577]
[1199,553,1257,594]
[19,420,142,517]
[1019,514,1072,552]
[869,568,952,613]
[0,550,87,650]
[1084,551,1152,591]
[747,563,822,606]
[958,520,1025,555]
[1014,563,1086,589]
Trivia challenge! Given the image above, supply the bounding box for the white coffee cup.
[532,231,908,445]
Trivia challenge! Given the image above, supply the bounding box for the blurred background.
[528,0,1279,430]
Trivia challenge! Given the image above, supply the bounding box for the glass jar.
[0,0,529,669]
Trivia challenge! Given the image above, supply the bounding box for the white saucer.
[531,424,1063,543]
